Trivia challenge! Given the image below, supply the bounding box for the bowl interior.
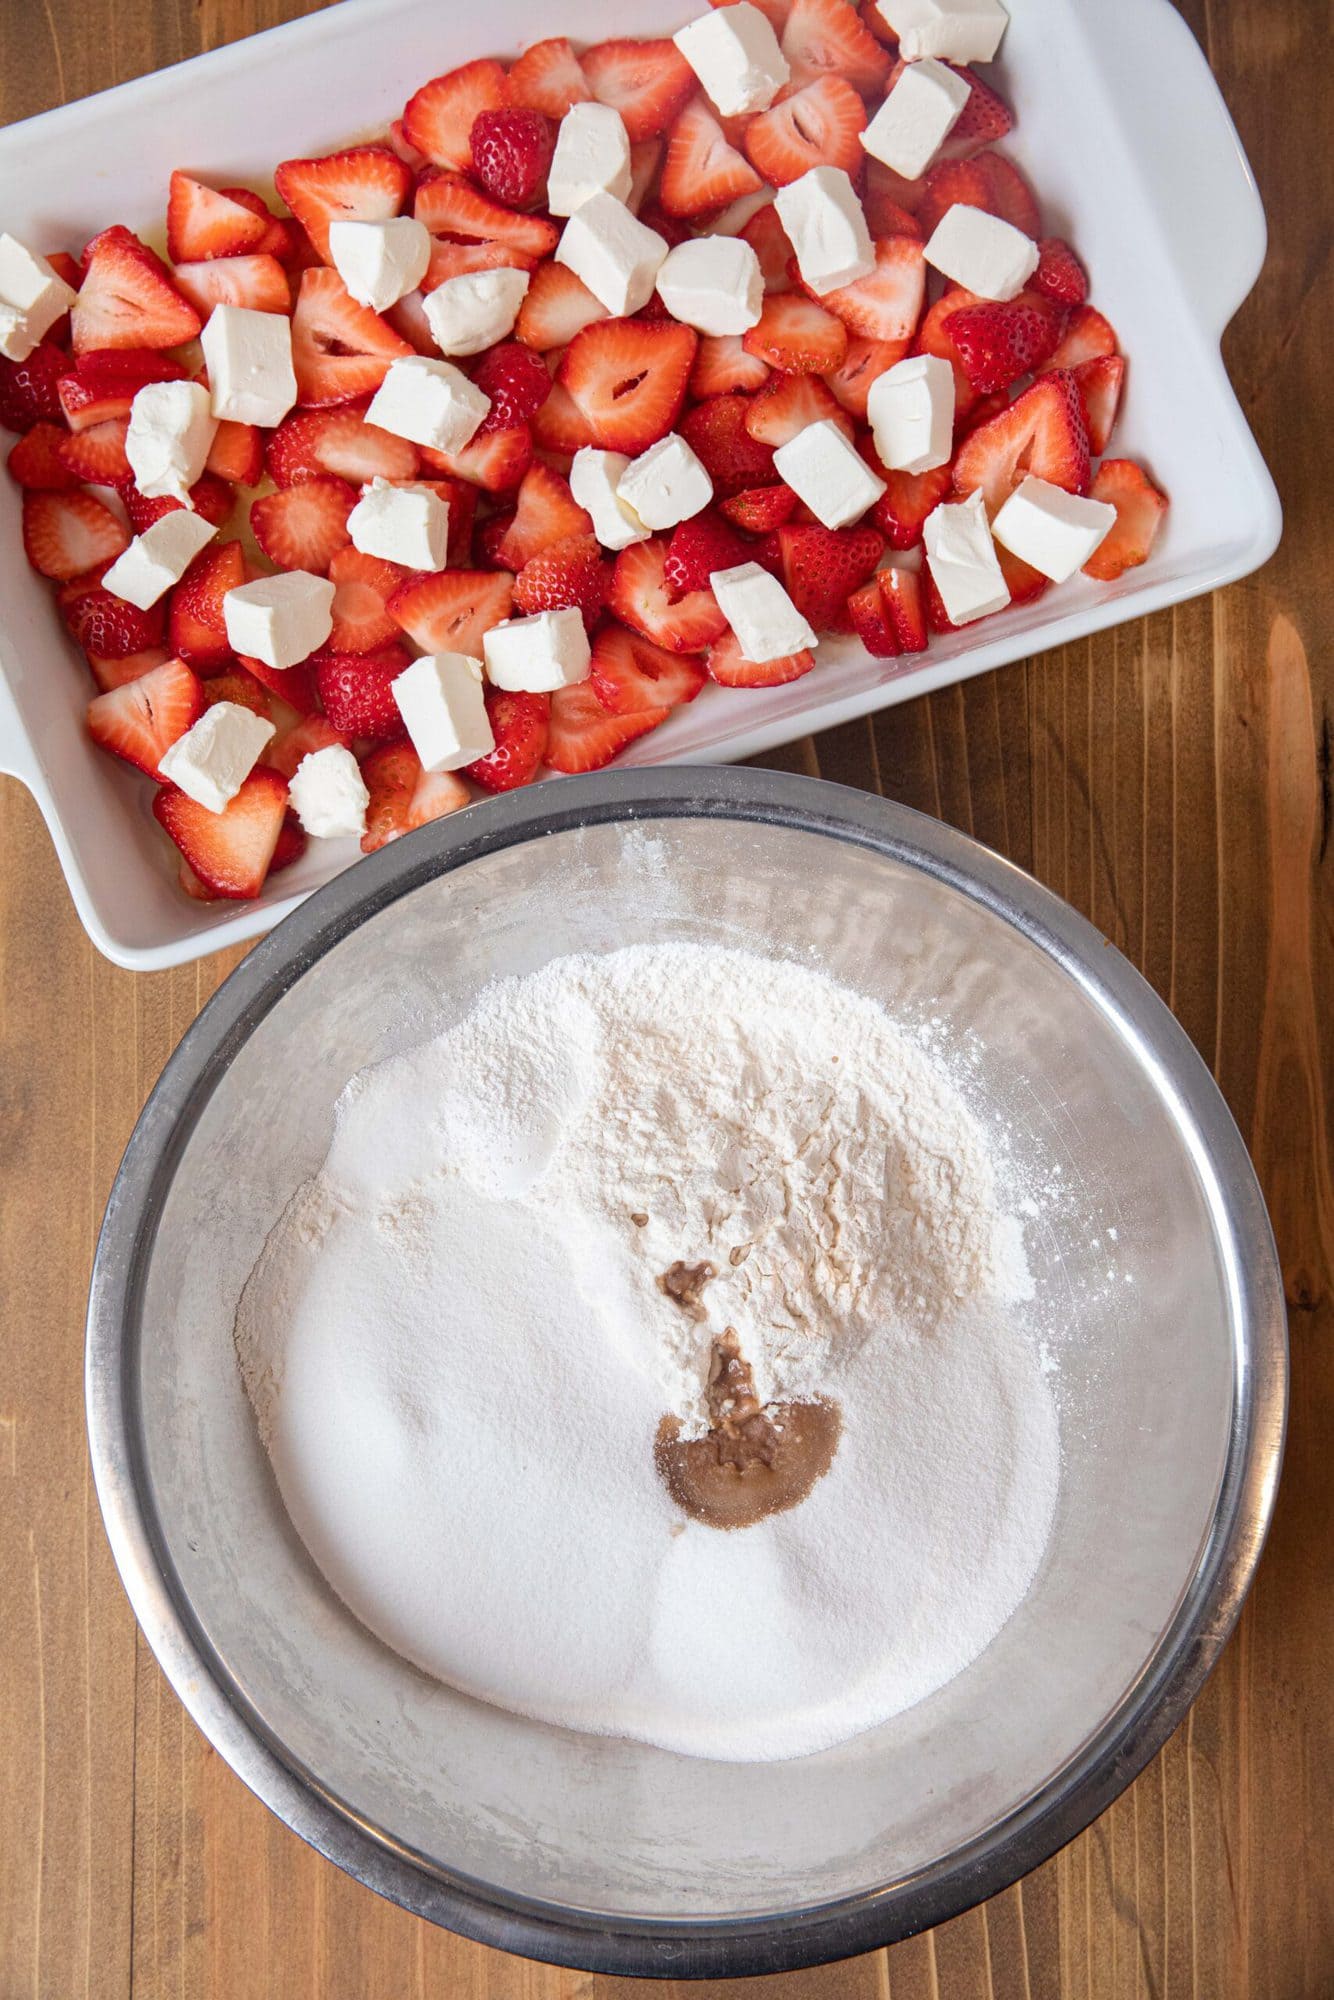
[127,809,1239,1923]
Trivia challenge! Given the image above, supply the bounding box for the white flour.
[236,942,1059,1762]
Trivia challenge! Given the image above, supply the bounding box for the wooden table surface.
[2,2,1330,1994]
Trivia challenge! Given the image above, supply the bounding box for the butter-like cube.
[200,304,298,427]
[327,217,432,314]
[772,419,885,530]
[223,571,335,670]
[102,509,219,610]
[861,58,971,179]
[125,381,218,504]
[674,3,790,117]
[392,652,495,770]
[866,353,955,473]
[548,103,634,217]
[366,356,490,452]
[483,608,592,693]
[774,166,874,295]
[555,193,669,317]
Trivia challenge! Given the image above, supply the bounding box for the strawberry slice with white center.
[610,538,729,654]
[239,651,320,716]
[71,227,201,353]
[744,371,851,447]
[421,239,538,293]
[87,656,204,777]
[823,335,910,419]
[7,421,77,490]
[659,99,763,220]
[706,628,816,687]
[808,235,926,345]
[56,418,131,486]
[740,205,796,292]
[558,318,697,455]
[402,58,510,173]
[22,489,129,579]
[166,172,271,262]
[516,264,608,352]
[590,623,707,714]
[1073,354,1126,456]
[508,38,592,119]
[780,0,890,92]
[1081,460,1168,582]
[489,462,592,570]
[743,293,848,375]
[217,187,296,262]
[153,766,290,899]
[580,39,696,143]
[290,267,414,407]
[361,742,471,849]
[420,424,533,494]
[412,175,559,260]
[86,646,172,693]
[466,689,551,793]
[743,76,867,187]
[690,334,771,400]
[209,414,268,482]
[327,547,404,653]
[847,575,898,656]
[953,369,1091,515]
[58,347,186,431]
[266,404,419,488]
[273,146,413,263]
[387,568,515,656]
[1040,304,1119,373]
[171,255,292,318]
[249,476,357,574]
[545,678,670,772]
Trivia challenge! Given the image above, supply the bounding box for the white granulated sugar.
[235,941,1059,1762]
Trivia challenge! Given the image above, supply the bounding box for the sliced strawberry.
[938,63,1014,155]
[868,456,952,548]
[0,341,69,431]
[516,261,608,352]
[662,510,752,596]
[780,0,890,92]
[269,815,308,872]
[740,204,795,290]
[71,227,201,353]
[659,98,763,219]
[56,416,130,485]
[777,521,884,628]
[847,575,897,656]
[981,154,1042,237]
[327,546,404,653]
[508,38,591,118]
[168,539,245,670]
[880,563,928,653]
[470,107,555,211]
[472,342,552,432]
[917,152,1041,239]
[678,393,777,496]
[153,765,289,899]
[412,174,559,260]
[811,235,926,344]
[238,651,320,716]
[359,740,418,850]
[59,346,185,430]
[531,380,597,453]
[744,76,866,187]
[86,646,172,693]
[744,371,851,447]
[171,253,291,317]
[490,462,592,569]
[44,248,82,289]
[944,296,1063,393]
[1081,459,1168,582]
[290,266,413,407]
[313,642,411,739]
[690,333,770,400]
[205,419,265,486]
[718,482,799,533]
[266,403,419,488]
[200,665,273,717]
[546,679,667,770]
[995,541,1050,606]
[87,656,204,777]
[558,317,697,454]
[250,476,356,573]
[581,39,696,143]
[274,146,412,263]
[914,282,984,417]
[420,422,532,492]
[707,627,815,687]
[1040,304,1119,372]
[590,622,706,713]
[823,334,911,418]
[466,689,550,792]
[387,567,514,656]
[219,187,297,262]
[416,473,476,558]
[388,117,427,170]
[1032,237,1088,308]
[421,238,538,296]
[7,420,78,489]
[629,143,667,216]
[743,292,848,374]
[166,172,270,262]
[863,178,923,240]
[402,59,510,174]
[512,533,611,632]
[385,289,436,356]
[953,369,1090,513]
[63,581,165,659]
[262,712,348,780]
[22,489,129,579]
[124,475,233,535]
[610,537,728,653]
[1073,353,1126,456]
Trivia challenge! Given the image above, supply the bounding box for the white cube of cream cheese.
[873,0,1009,63]
[327,217,432,314]
[866,353,955,473]
[924,203,1038,301]
[288,743,370,839]
[483,608,592,693]
[157,701,276,814]
[772,419,886,530]
[861,58,971,180]
[711,562,817,663]
[674,4,790,117]
[424,267,531,357]
[102,509,218,610]
[392,652,495,770]
[555,193,669,317]
[570,447,651,551]
[0,234,76,361]
[348,477,450,571]
[366,356,490,453]
[200,304,298,427]
[922,488,1011,622]
[125,380,218,505]
[616,433,714,532]
[656,235,763,336]
[223,571,335,670]
[548,102,634,218]
[992,475,1118,583]
[774,166,875,295]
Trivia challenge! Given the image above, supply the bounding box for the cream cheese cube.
[924,203,1038,300]
[348,477,450,571]
[223,571,335,670]
[483,608,592,693]
[772,419,885,530]
[200,304,298,427]
[873,0,1009,62]
[157,701,276,813]
[656,235,764,336]
[569,447,651,551]
[392,652,494,770]
[555,193,669,317]
[861,57,971,179]
[922,488,1011,622]
[548,102,634,217]
[616,433,714,532]
[288,743,370,839]
[327,217,432,313]
[992,475,1118,583]
[125,380,218,504]
[674,4,790,117]
[866,353,955,473]
[710,562,817,663]
[366,356,490,452]
[102,509,218,610]
[774,166,875,295]
[0,234,76,361]
[424,267,531,357]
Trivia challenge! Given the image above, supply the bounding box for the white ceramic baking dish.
[0,0,1280,969]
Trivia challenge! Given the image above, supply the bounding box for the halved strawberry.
[62,580,165,659]
[87,656,204,777]
[937,63,1014,156]
[811,235,926,344]
[22,489,129,579]
[610,537,728,653]
[1073,353,1126,456]
[780,0,890,92]
[171,254,291,317]
[953,369,1090,513]
[944,296,1063,393]
[531,381,597,453]
[512,533,610,632]
[56,417,130,485]
[124,475,233,536]
[402,59,510,173]
[546,679,670,771]
[0,341,69,431]
[313,642,411,738]
[238,650,320,716]
[868,456,952,548]
[995,541,1050,607]
[558,317,697,454]
[358,741,418,850]
[420,423,533,493]
[205,419,265,486]
[387,567,514,655]
[86,646,172,693]
[847,575,897,655]
[917,151,1040,238]
[981,154,1042,237]
[678,393,777,496]
[472,342,552,432]
[690,334,770,399]
[659,98,763,219]
[290,266,413,406]
[508,38,591,118]
[416,473,477,557]
[421,238,539,293]
[412,174,559,260]
[823,334,911,418]
[59,346,186,430]
[707,627,815,687]
[168,539,245,670]
[269,816,308,872]
[1040,304,1119,372]
[743,292,848,374]
[166,172,271,262]
[590,622,706,713]
[326,546,404,653]
[219,187,297,262]
[200,665,273,717]
[72,227,201,353]
[880,563,927,652]
[1081,459,1168,582]
[914,283,984,417]
[744,76,866,186]
[470,107,555,212]
[581,39,696,143]
[154,765,289,899]
[740,204,795,290]
[250,476,356,574]
[489,463,592,570]
[662,510,752,596]
[262,712,348,780]
[863,175,923,240]
[266,403,419,488]
[1032,237,1088,308]
[516,262,608,354]
[274,146,413,263]
[744,371,851,447]
[466,688,550,792]
[7,421,77,489]
[718,482,799,532]
[777,521,884,628]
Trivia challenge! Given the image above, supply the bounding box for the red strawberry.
[415,473,476,557]
[937,63,1014,155]
[358,742,471,848]
[1040,304,1119,372]
[62,581,165,658]
[7,420,78,489]
[913,282,983,417]
[944,297,1063,393]
[917,151,1039,237]
[387,567,514,656]
[201,419,263,487]
[981,154,1042,237]
[590,622,706,713]
[780,0,889,92]
[880,563,928,652]
[124,475,233,535]
[823,334,911,419]
[250,476,356,573]
[863,187,922,242]
[847,575,897,656]
[740,204,795,291]
[559,318,697,454]
[743,293,848,374]
[266,403,419,488]
[327,546,404,653]
[678,393,777,496]
[412,174,559,260]
[659,99,763,219]
[262,713,348,780]
[1032,237,1088,308]
[470,108,554,210]
[421,240,539,300]
[581,39,696,143]
[995,541,1049,606]
[0,341,69,430]
[489,461,591,569]
[200,666,273,717]
[511,534,611,632]
[466,689,550,792]
[168,539,245,669]
[1081,459,1168,582]
[953,369,1090,513]
[420,423,533,493]
[219,187,297,262]
[1073,353,1126,456]
[58,347,186,431]
[402,59,510,173]
[744,76,866,186]
[662,511,752,596]
[238,650,320,716]
[72,227,201,353]
[269,815,308,873]
[87,656,204,777]
[171,254,291,318]
[516,261,608,351]
[153,766,289,899]
[744,371,851,447]
[313,642,411,738]
[610,537,729,653]
[166,172,271,262]
[22,489,129,579]
[868,457,952,548]
[546,679,669,770]
[690,333,770,399]
[56,417,130,485]
[531,381,597,453]
[86,646,172,692]
[810,235,926,344]
[718,482,799,532]
[707,627,816,687]
[777,521,884,628]
[508,38,592,119]
[273,147,412,263]
[290,267,413,406]
[472,342,552,431]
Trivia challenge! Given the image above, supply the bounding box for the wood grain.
[1,1,1330,1994]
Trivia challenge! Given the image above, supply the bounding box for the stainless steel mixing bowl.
[86,767,1286,1979]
